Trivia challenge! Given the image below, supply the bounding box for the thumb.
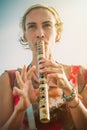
[13,87,20,95]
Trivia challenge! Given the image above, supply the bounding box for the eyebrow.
[26,20,53,26]
[42,21,53,25]
[26,22,36,26]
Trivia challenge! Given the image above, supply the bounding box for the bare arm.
[0,65,39,130]
[68,66,87,130]
[39,59,87,130]
[0,72,25,130]
[68,91,87,130]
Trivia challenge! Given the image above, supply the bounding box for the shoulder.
[0,69,16,89]
[0,68,22,89]
[78,66,87,107]
[0,71,13,102]
[79,65,87,81]
[0,68,22,96]
[78,65,87,93]
[0,71,11,88]
[0,71,16,126]
[62,64,87,89]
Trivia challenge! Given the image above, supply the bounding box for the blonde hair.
[21,4,63,42]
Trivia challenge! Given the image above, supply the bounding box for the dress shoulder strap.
[6,68,22,89]
[6,70,16,89]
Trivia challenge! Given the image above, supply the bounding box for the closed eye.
[28,25,36,29]
[26,23,37,30]
[42,21,53,29]
[44,23,52,27]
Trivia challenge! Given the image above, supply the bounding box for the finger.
[39,59,59,68]
[39,59,53,68]
[29,88,40,102]
[32,72,39,83]
[21,65,27,82]
[47,73,62,83]
[27,65,36,80]
[13,87,23,96]
[13,87,29,106]
[47,73,58,87]
[40,67,62,74]
[16,71,24,89]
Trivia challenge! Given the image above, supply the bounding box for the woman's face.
[24,8,58,56]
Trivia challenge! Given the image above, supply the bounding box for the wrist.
[67,95,80,109]
[63,87,76,102]
[14,106,26,115]
[62,85,80,108]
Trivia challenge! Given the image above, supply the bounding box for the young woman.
[0,4,87,130]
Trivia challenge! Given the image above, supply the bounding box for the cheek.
[26,33,31,40]
[25,31,35,41]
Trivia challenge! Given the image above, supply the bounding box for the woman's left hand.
[39,58,72,95]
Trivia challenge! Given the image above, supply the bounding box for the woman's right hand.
[13,65,39,112]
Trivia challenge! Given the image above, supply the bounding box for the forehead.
[25,8,56,23]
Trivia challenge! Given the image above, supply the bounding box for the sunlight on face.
[24,8,57,58]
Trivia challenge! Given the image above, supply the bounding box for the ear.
[22,32,28,42]
[55,31,60,42]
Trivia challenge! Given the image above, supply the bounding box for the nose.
[36,27,45,39]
